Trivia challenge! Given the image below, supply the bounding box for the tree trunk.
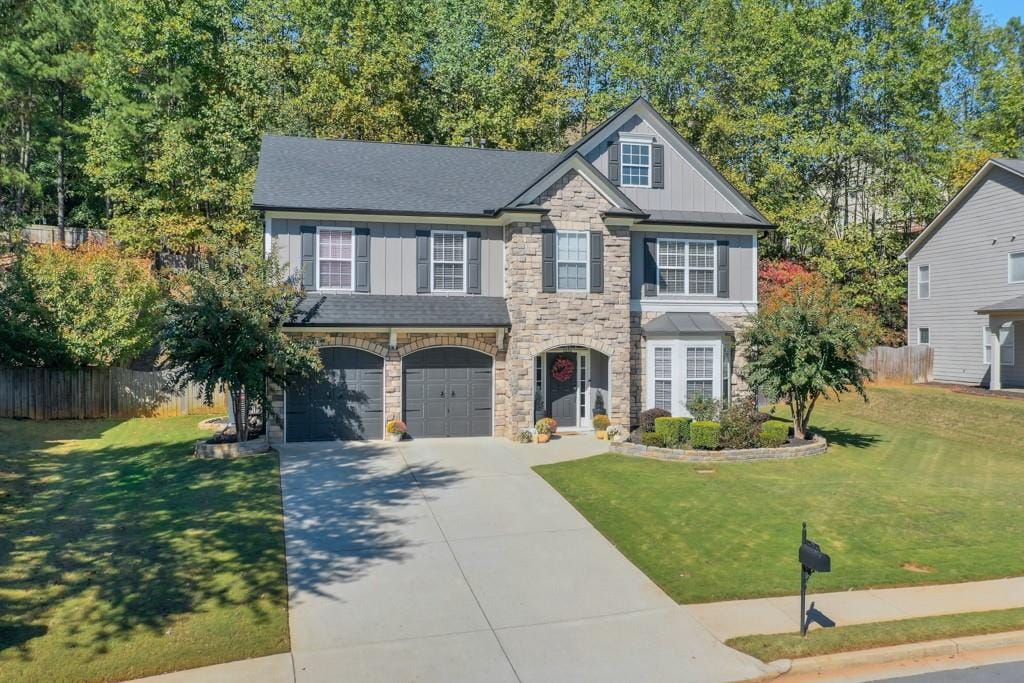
[231,385,248,443]
[56,84,66,244]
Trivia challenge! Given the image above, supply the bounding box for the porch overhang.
[642,312,734,338]
[976,295,1024,391]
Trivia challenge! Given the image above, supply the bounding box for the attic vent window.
[620,142,651,187]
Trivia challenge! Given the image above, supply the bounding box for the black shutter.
[541,228,556,292]
[643,236,658,297]
[466,231,481,294]
[652,144,664,188]
[354,228,370,292]
[300,225,316,289]
[607,141,620,185]
[717,240,730,298]
[416,230,430,293]
[590,231,604,293]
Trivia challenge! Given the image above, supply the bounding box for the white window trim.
[620,141,652,188]
[656,238,718,297]
[917,264,930,299]
[1010,251,1024,284]
[983,325,1016,366]
[555,229,590,292]
[645,339,724,416]
[651,345,674,413]
[917,327,930,345]
[430,229,467,294]
[315,226,355,292]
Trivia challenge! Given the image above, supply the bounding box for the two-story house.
[903,158,1024,391]
[253,97,773,442]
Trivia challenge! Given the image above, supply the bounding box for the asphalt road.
[878,661,1024,682]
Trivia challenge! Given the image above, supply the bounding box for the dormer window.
[620,142,651,187]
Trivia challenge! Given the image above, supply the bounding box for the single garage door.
[286,347,384,441]
[403,347,492,437]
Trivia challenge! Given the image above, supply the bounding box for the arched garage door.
[403,347,492,437]
[286,347,384,441]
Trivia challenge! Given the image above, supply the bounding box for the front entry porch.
[978,296,1024,391]
[533,347,610,430]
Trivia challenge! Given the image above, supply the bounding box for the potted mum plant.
[535,417,557,443]
[592,413,611,439]
[605,424,623,442]
[386,419,407,442]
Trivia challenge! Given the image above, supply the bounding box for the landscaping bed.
[610,434,827,462]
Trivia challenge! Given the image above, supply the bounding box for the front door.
[546,352,578,428]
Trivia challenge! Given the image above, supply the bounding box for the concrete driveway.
[278,436,768,683]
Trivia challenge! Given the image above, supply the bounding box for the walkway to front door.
[277,438,768,682]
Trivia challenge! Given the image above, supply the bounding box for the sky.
[975,0,1021,25]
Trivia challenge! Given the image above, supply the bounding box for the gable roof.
[253,98,772,228]
[901,158,1024,259]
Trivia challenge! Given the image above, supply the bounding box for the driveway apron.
[278,437,768,683]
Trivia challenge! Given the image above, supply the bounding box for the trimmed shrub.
[690,421,721,450]
[592,414,611,431]
[686,395,720,422]
[719,397,762,449]
[759,421,790,447]
[654,416,691,447]
[639,408,671,433]
[640,431,667,448]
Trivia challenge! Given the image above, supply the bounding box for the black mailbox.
[799,540,831,574]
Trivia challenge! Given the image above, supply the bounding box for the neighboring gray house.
[253,97,773,442]
[902,159,1024,390]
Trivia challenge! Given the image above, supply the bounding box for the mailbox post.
[799,522,831,636]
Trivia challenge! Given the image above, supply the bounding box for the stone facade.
[503,170,633,432]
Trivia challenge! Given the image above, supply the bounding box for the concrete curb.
[751,629,1024,679]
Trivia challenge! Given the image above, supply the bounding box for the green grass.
[727,607,1024,662]
[0,416,289,683]
[535,385,1024,604]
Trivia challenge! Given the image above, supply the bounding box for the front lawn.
[535,386,1024,604]
[0,416,289,683]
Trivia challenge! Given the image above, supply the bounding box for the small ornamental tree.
[741,277,879,440]
[161,248,322,442]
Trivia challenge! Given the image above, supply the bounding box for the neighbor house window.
[556,230,588,290]
[917,265,930,299]
[686,346,715,401]
[918,327,930,345]
[984,325,1016,366]
[1011,252,1024,284]
[657,239,716,295]
[620,142,651,187]
[653,347,673,412]
[318,228,354,290]
[431,231,465,292]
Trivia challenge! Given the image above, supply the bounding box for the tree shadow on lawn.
[0,426,287,663]
[813,426,882,450]
[276,442,462,600]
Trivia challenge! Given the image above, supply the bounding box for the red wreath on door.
[551,356,576,383]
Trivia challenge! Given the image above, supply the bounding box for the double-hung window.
[653,347,673,412]
[917,265,930,299]
[984,325,1016,366]
[1010,252,1024,284]
[431,231,465,292]
[620,142,651,187]
[657,239,716,295]
[556,230,588,290]
[318,228,354,290]
[918,328,930,345]
[686,347,715,401]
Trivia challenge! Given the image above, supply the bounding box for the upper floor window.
[917,265,930,299]
[657,238,716,295]
[620,142,651,187]
[1010,252,1024,284]
[318,228,353,290]
[431,230,465,292]
[556,230,589,291]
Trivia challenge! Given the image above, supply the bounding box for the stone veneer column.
[503,169,632,434]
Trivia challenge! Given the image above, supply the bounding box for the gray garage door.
[286,347,384,442]
[403,347,492,438]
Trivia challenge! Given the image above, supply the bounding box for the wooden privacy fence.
[0,367,226,420]
[862,345,934,384]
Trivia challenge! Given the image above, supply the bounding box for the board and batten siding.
[907,166,1024,387]
[270,217,504,297]
[629,231,756,302]
[585,114,738,214]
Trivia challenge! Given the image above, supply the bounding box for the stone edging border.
[195,436,272,459]
[609,435,828,463]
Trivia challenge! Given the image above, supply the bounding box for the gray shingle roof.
[288,294,511,327]
[977,294,1024,314]
[254,135,559,216]
[643,312,734,336]
[642,210,769,227]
